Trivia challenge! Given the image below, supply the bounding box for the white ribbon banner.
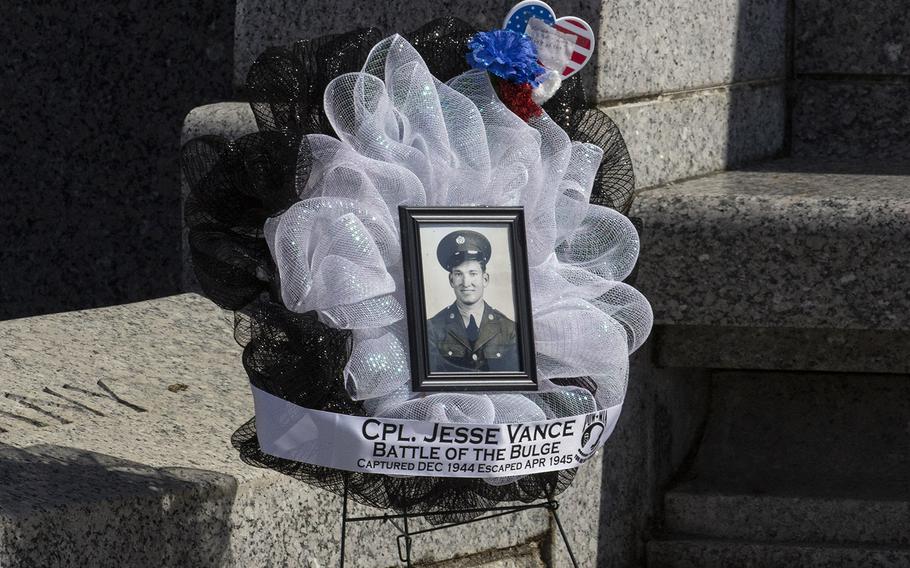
[252,386,623,478]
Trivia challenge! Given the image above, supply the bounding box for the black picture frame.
[399,206,538,392]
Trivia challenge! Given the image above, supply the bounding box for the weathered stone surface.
[647,538,910,568]
[792,79,910,160]
[597,0,787,99]
[632,158,910,329]
[0,294,553,567]
[656,326,910,374]
[796,0,910,75]
[603,82,785,189]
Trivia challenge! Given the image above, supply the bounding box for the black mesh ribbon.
[182,17,636,521]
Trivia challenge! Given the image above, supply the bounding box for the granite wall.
[2,0,793,321]
[233,0,600,91]
[599,0,788,189]
[0,2,234,321]
[233,0,790,190]
[791,1,910,160]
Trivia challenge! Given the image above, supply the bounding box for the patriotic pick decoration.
[503,1,594,79]
[466,29,546,87]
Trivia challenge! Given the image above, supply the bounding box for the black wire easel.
[337,476,579,567]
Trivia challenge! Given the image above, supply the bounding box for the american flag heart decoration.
[504,0,556,33]
[552,16,594,78]
[503,0,594,79]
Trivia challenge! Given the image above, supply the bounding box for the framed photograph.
[399,207,537,392]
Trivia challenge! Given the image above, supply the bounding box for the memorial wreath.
[182,9,652,524]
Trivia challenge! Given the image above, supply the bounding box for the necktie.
[466,314,479,343]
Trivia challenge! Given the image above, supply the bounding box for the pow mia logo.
[455,235,466,244]
[575,410,608,463]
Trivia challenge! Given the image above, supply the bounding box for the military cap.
[436,230,492,271]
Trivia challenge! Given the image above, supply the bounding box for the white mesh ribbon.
[265,35,653,430]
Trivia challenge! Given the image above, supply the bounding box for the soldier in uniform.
[426,230,520,373]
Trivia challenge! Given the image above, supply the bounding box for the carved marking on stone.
[62,380,147,413]
[3,352,24,370]
[4,393,72,425]
[42,387,105,417]
[0,408,48,428]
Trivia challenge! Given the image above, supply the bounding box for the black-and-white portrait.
[399,207,537,392]
[420,225,520,373]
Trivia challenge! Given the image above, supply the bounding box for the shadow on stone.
[0,1,234,321]
[726,0,789,171]
[735,156,910,176]
[0,444,237,567]
[594,344,713,567]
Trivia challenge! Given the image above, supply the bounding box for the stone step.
[663,492,910,546]
[646,537,910,568]
[653,370,910,563]
[677,370,910,498]
[631,158,910,372]
[633,158,910,331]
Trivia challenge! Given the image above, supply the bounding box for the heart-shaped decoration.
[503,0,594,79]
[552,16,594,78]
[504,0,556,33]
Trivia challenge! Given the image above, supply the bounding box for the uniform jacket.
[426,302,520,372]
